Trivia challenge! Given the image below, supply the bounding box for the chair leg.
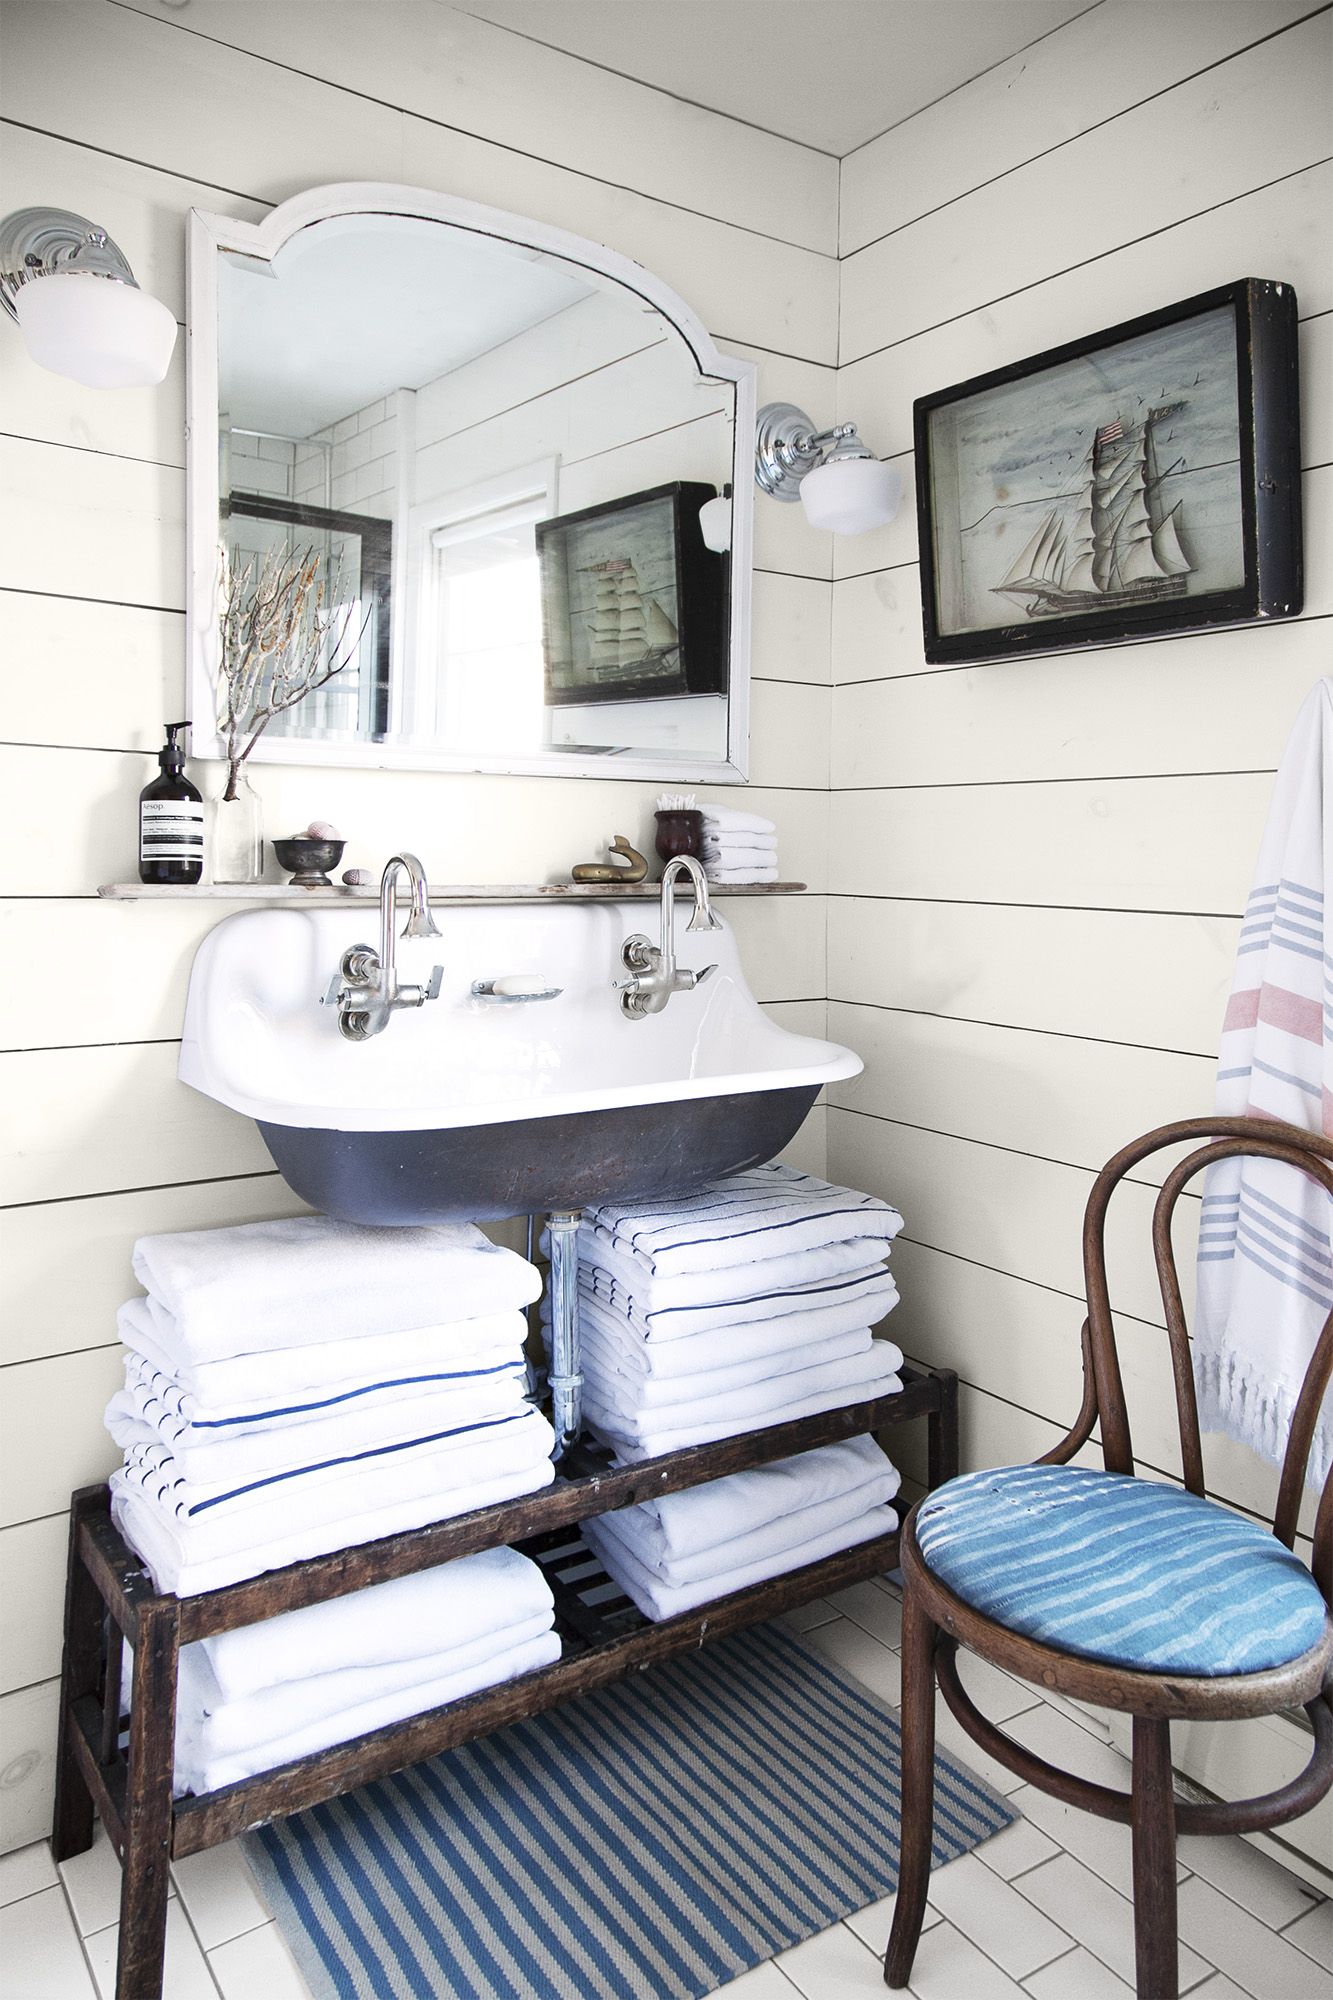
[115,1598,179,2000]
[884,1586,937,1989]
[1131,1716,1178,2000]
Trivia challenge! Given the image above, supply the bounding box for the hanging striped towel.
[1196,677,1333,1489]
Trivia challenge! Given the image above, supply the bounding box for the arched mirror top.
[186,183,754,783]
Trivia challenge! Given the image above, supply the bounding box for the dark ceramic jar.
[654,809,704,864]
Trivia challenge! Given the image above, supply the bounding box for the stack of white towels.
[700,804,779,882]
[106,1216,554,1596]
[170,1546,559,1794]
[546,1161,905,1464]
[582,1435,901,1622]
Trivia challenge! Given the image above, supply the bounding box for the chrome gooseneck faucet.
[617,854,723,1019]
[326,852,444,1041]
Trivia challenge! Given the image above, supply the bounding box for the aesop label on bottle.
[140,799,205,861]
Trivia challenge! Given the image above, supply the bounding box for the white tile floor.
[2,1579,1329,1999]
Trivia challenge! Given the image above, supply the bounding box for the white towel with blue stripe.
[116,1295,529,1417]
[131,1215,541,1363]
[583,1163,903,1278]
[110,1405,555,1595]
[1197,676,1333,1488]
[583,1502,898,1621]
[576,1314,874,1408]
[575,1259,899,1346]
[105,1350,530,1484]
[557,1229,884,1314]
[592,1435,900,1581]
[198,1544,556,1701]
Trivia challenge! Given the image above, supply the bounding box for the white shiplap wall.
[0,0,838,1852]
[827,0,1333,1510]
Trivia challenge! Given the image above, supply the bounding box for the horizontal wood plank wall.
[0,0,837,1851]
[828,0,1333,1514]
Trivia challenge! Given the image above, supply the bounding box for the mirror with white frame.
[186,185,755,782]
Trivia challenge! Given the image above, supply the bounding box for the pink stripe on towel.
[1224,984,1323,1043]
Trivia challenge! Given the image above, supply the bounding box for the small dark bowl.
[272,837,346,889]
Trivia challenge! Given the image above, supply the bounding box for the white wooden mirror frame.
[186,182,756,784]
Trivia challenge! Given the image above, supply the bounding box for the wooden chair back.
[1074,1115,1333,1603]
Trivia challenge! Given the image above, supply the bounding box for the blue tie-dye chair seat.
[884,1116,1333,2000]
[914,1464,1327,1677]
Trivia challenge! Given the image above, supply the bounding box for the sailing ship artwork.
[919,300,1252,656]
[581,555,681,684]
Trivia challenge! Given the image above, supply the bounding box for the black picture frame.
[914,278,1302,666]
[536,480,727,706]
[222,492,394,738]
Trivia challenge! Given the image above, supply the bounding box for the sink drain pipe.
[545,1208,583,1455]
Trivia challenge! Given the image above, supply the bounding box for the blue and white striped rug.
[244,1620,1015,2000]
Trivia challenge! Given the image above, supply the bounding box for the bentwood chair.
[885,1116,1333,2000]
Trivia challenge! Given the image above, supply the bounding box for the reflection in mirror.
[204,202,747,777]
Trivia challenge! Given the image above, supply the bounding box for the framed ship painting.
[914,278,1302,665]
[537,480,727,705]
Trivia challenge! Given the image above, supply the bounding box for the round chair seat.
[914,1464,1329,1677]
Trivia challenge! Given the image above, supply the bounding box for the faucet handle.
[397,965,444,1009]
[679,964,718,991]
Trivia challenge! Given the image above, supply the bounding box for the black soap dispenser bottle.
[139,722,204,885]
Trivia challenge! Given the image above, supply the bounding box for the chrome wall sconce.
[754,400,901,535]
[0,206,177,388]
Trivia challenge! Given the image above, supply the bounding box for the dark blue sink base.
[257,1084,821,1225]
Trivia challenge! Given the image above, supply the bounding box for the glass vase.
[211,767,264,885]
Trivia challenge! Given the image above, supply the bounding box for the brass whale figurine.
[571,835,649,884]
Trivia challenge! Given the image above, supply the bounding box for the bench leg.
[115,1598,179,2000]
[926,1368,959,1491]
[52,1491,107,1862]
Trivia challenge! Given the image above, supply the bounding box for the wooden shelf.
[97,880,806,903]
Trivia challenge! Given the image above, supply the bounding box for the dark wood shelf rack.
[55,1365,957,1999]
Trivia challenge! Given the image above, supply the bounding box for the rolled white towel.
[594,1457,901,1585]
[574,1258,898,1346]
[132,1216,541,1364]
[198,1543,555,1700]
[173,1628,561,1794]
[700,806,777,836]
[583,1501,898,1621]
[116,1295,529,1417]
[594,1434,896,1568]
[587,1162,903,1278]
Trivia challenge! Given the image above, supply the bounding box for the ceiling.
[463,0,1093,156]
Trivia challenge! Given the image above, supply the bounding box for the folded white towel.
[574,1260,899,1347]
[704,862,780,883]
[199,1543,555,1701]
[132,1216,541,1364]
[595,1466,901,1585]
[183,1611,555,1763]
[700,807,777,836]
[599,1434,896,1567]
[587,1163,904,1277]
[583,1335,902,1437]
[116,1295,529,1419]
[107,1354,529,1484]
[569,1231,888,1313]
[576,1317,873,1408]
[583,1501,897,1620]
[173,1628,561,1795]
[111,1431,555,1596]
[702,835,778,857]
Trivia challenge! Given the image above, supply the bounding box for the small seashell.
[342,867,373,887]
[306,819,340,839]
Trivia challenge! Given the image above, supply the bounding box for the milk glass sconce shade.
[0,207,178,388]
[753,400,901,534]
